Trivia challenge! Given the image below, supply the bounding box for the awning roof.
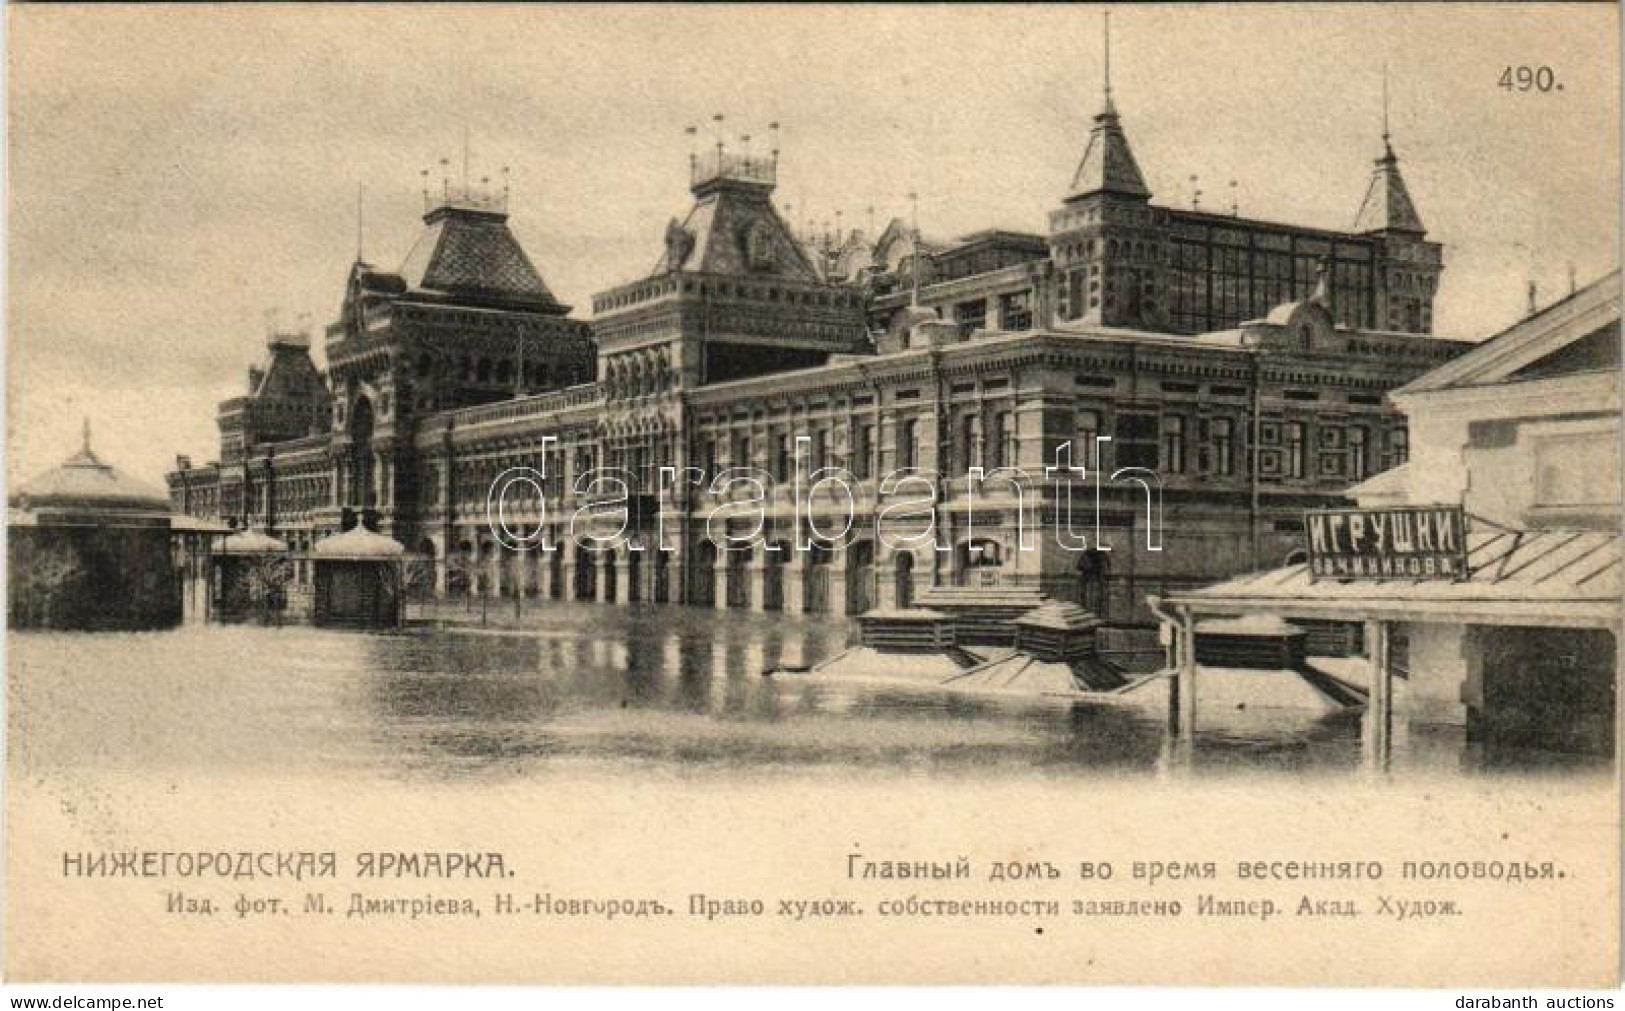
[1168,527,1621,629]
[219,529,288,554]
[312,526,405,560]
[170,514,233,534]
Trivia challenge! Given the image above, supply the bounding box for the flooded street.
[8,604,1608,784]
[7,604,1618,986]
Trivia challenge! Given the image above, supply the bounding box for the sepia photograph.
[3,2,1621,994]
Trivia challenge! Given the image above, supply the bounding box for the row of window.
[1080,409,1406,481]
[1166,243,1378,333]
[950,291,1037,335]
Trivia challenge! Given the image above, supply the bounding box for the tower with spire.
[1355,66,1443,333]
[1047,12,1166,329]
[315,150,593,539]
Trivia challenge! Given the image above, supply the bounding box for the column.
[783,552,807,615]
[659,547,680,606]
[561,552,578,601]
[747,553,767,612]
[539,545,557,601]
[1172,608,1197,738]
[613,547,633,605]
[826,559,850,617]
[595,550,615,604]
[712,551,730,612]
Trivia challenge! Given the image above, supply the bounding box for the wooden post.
[1177,609,1198,739]
[1166,612,1182,734]
[1364,619,1392,770]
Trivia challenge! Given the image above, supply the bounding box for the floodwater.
[7,603,1611,784]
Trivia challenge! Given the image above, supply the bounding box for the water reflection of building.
[10,425,188,630]
[1164,271,1621,756]
[167,57,1472,626]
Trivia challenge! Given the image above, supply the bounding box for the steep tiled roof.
[1353,142,1425,235]
[654,184,818,281]
[1068,98,1150,202]
[398,207,565,310]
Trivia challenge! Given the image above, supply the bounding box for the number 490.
[1499,65,1560,92]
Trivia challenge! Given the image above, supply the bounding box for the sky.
[7,4,1620,488]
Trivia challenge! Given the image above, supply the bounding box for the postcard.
[6,3,1620,986]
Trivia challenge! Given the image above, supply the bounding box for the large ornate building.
[168,70,1471,624]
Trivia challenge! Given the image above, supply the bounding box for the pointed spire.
[66,416,104,468]
[1066,12,1150,202]
[1353,66,1426,235]
[1381,61,1392,155]
[1102,10,1115,115]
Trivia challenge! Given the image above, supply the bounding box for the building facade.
[168,80,1471,625]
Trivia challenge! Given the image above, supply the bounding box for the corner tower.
[1047,15,1167,329]
[322,175,594,537]
[1354,76,1444,334]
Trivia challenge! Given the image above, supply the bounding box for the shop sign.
[1304,504,1467,581]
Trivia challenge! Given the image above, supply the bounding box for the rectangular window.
[812,428,828,473]
[1161,415,1186,474]
[1204,417,1234,476]
[1076,409,1102,469]
[731,432,751,470]
[1285,422,1306,478]
[899,419,918,470]
[988,411,1015,469]
[1000,290,1033,331]
[956,299,987,336]
[853,424,874,479]
[772,433,792,483]
[1347,426,1368,479]
[959,413,979,472]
